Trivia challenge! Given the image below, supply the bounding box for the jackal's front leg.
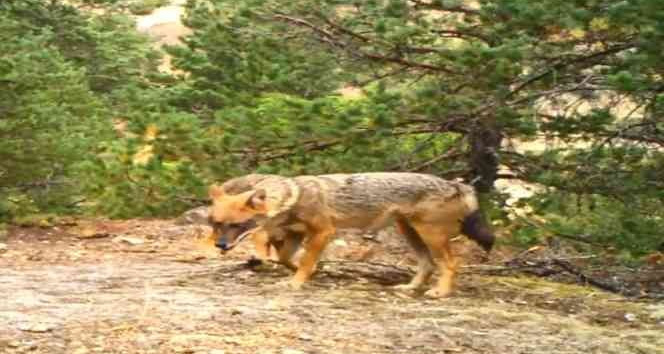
[287,222,334,289]
[393,218,434,291]
[251,229,273,261]
[273,233,303,271]
[410,222,459,298]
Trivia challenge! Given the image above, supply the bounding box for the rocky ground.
[0,218,662,354]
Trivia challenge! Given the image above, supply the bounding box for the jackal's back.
[295,172,475,222]
[221,173,280,194]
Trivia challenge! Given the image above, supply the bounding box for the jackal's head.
[208,184,268,251]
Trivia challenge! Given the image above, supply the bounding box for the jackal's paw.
[424,288,452,298]
[288,279,304,290]
[276,278,304,290]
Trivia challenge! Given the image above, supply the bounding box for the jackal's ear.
[246,189,267,211]
[208,184,225,200]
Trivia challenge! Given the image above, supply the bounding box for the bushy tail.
[460,191,495,252]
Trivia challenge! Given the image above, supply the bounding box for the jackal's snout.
[210,220,257,251]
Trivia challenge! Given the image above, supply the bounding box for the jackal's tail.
[460,192,495,253]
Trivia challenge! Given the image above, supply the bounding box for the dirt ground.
[0,218,662,354]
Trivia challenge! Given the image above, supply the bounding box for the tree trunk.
[468,125,502,193]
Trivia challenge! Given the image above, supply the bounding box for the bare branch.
[506,41,636,100]
[273,13,346,48]
[273,13,458,74]
[431,29,492,44]
[314,13,371,43]
[362,52,456,73]
[406,149,464,172]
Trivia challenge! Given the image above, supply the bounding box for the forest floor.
[0,218,662,354]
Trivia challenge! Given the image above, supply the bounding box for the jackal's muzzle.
[209,219,258,252]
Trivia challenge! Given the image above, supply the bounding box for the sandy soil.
[0,219,662,354]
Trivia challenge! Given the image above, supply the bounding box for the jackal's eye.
[207,217,226,231]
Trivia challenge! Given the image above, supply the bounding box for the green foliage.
[0,0,160,220]
[127,0,170,15]
[74,81,211,217]
[0,10,106,219]
[1,0,662,258]
[515,192,664,257]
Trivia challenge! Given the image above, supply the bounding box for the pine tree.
[163,0,663,255]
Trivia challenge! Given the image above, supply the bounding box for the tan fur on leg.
[393,219,434,291]
[275,236,302,271]
[410,222,459,298]
[289,217,335,288]
[251,229,274,261]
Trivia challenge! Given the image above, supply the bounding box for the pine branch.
[273,13,458,74]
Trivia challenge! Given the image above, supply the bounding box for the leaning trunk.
[468,124,502,194]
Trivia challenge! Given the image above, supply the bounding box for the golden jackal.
[208,172,494,298]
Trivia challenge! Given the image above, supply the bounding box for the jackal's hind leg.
[393,218,434,291]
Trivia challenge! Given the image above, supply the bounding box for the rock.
[230,308,243,316]
[176,206,209,225]
[0,243,7,252]
[112,236,145,245]
[17,322,55,333]
[74,226,110,240]
[72,346,89,354]
[646,304,664,321]
[333,239,348,247]
[297,333,313,341]
[282,349,305,354]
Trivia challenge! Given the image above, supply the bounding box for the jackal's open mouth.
[219,227,259,252]
[212,219,259,253]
